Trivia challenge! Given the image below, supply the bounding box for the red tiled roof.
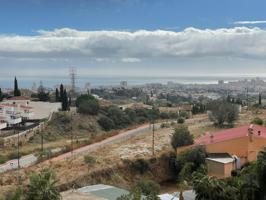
[7,96,31,100]
[195,125,266,145]
[0,104,18,108]
[20,105,33,109]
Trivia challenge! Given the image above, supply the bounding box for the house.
[205,153,238,178]
[177,124,266,178]
[0,104,22,126]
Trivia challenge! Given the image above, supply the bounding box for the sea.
[0,75,264,89]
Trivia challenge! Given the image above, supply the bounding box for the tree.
[14,76,21,96]
[257,148,266,198]
[98,116,115,131]
[174,146,207,177]
[61,89,69,111]
[26,168,61,200]
[207,100,239,127]
[259,93,262,105]
[59,84,64,102]
[192,172,238,200]
[240,173,260,200]
[55,88,59,102]
[107,106,131,128]
[0,88,3,101]
[171,125,193,149]
[37,82,50,101]
[76,94,99,115]
[117,181,160,200]
[134,180,160,197]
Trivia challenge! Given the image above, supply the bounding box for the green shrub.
[98,116,115,131]
[177,117,185,124]
[0,155,7,164]
[179,111,189,119]
[84,155,96,166]
[135,180,160,196]
[160,123,170,128]
[129,159,150,174]
[171,125,194,149]
[76,94,100,115]
[251,117,263,125]
[7,152,22,160]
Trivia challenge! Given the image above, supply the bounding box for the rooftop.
[7,96,31,101]
[195,124,266,145]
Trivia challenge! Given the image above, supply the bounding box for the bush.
[171,125,194,149]
[135,180,160,196]
[78,99,99,115]
[76,94,100,115]
[0,155,7,164]
[98,116,115,131]
[84,155,96,166]
[161,123,170,128]
[174,146,207,180]
[107,106,131,128]
[251,117,263,125]
[160,112,170,119]
[27,168,61,200]
[177,117,185,124]
[179,111,189,119]
[129,159,150,174]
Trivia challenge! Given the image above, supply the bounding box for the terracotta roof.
[0,104,18,108]
[195,124,266,145]
[7,96,31,100]
[20,105,33,109]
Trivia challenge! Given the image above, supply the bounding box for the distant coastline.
[0,75,265,89]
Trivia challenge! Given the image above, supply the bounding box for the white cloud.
[121,57,141,63]
[234,20,266,25]
[1,26,266,63]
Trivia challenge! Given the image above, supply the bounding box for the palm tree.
[240,173,260,200]
[26,168,61,200]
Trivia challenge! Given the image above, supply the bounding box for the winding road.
[0,123,161,173]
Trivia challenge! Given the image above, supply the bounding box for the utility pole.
[41,132,43,153]
[152,120,155,156]
[71,111,74,158]
[246,87,249,107]
[16,124,20,184]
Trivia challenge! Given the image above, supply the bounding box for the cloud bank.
[234,20,266,25]
[0,27,266,63]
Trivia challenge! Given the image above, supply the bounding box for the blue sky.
[1,0,266,34]
[1,0,266,82]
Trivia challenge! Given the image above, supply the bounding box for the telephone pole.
[152,120,155,156]
[71,111,74,158]
[16,124,20,184]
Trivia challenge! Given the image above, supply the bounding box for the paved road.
[0,123,161,172]
[48,123,161,162]
[0,154,37,173]
[0,116,206,172]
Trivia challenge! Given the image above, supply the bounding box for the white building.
[120,81,128,89]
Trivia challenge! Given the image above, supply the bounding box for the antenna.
[69,67,77,95]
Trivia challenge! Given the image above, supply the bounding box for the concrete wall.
[206,160,234,178]
[3,122,46,147]
[206,137,249,165]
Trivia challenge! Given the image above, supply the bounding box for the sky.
[1,0,266,81]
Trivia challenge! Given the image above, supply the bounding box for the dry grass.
[1,109,266,195]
